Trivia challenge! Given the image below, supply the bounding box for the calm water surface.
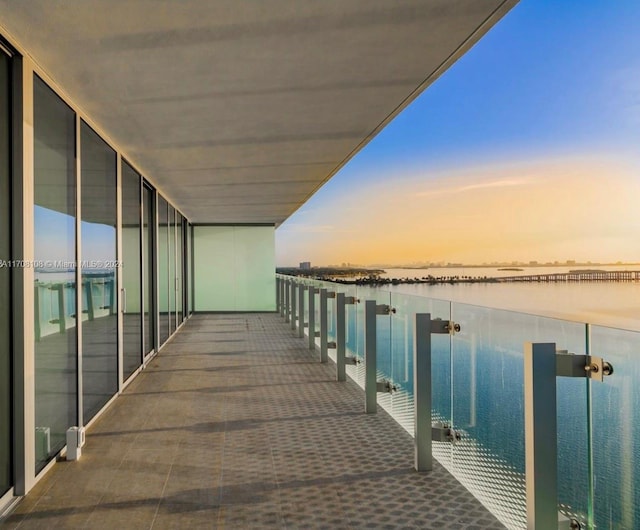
[378,267,640,331]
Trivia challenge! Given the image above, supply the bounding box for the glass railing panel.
[589,325,640,530]
[353,285,370,359]
[327,286,336,349]
[389,293,451,456]
[450,302,587,530]
[345,288,358,358]
[327,283,352,364]
[343,285,379,389]
[357,289,392,407]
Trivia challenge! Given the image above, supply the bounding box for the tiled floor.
[3,314,504,529]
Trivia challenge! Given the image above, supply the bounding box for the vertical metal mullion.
[75,114,83,428]
[524,342,558,530]
[153,190,159,354]
[115,154,123,391]
[364,300,377,413]
[173,209,177,332]
[13,54,35,495]
[139,177,145,363]
[190,223,194,315]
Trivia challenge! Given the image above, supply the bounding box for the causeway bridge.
[498,270,640,283]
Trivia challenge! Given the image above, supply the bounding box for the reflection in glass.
[0,50,11,495]
[34,76,77,472]
[143,184,155,355]
[122,162,142,379]
[80,122,117,422]
[187,222,192,315]
[158,196,169,345]
[177,214,183,324]
[168,206,175,335]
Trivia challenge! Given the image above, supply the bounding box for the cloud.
[415,176,535,197]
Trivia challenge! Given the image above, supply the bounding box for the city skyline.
[276,0,640,267]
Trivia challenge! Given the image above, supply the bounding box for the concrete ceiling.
[0,0,517,224]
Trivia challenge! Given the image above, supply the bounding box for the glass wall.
[80,122,117,422]
[177,214,184,324]
[158,196,169,345]
[33,76,77,472]
[168,206,175,335]
[187,222,193,315]
[143,183,155,356]
[0,48,11,496]
[6,58,191,487]
[122,162,142,379]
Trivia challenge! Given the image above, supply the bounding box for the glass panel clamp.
[431,422,461,443]
[555,350,613,382]
[375,304,395,315]
[376,379,398,394]
[430,318,461,335]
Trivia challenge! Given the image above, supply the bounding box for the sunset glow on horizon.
[278,154,640,266]
[276,1,640,267]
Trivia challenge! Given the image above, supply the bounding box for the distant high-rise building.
[299,261,311,270]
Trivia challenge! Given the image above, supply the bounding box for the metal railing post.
[524,342,558,530]
[320,288,328,363]
[280,278,285,317]
[290,280,297,330]
[414,313,433,471]
[284,279,290,322]
[297,284,305,338]
[308,287,316,350]
[364,300,377,413]
[336,292,346,381]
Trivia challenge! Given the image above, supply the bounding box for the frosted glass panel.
[450,303,587,530]
[193,226,275,311]
[389,294,451,440]
[590,326,640,530]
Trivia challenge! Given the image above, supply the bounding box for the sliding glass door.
[158,196,169,346]
[33,76,77,472]
[177,214,184,324]
[122,162,142,379]
[80,122,118,423]
[0,47,11,496]
[143,183,155,356]
[168,206,175,335]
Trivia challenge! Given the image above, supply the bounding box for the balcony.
[3,311,503,529]
[3,274,637,529]
[273,275,639,530]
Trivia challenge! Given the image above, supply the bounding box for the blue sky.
[276,0,640,266]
